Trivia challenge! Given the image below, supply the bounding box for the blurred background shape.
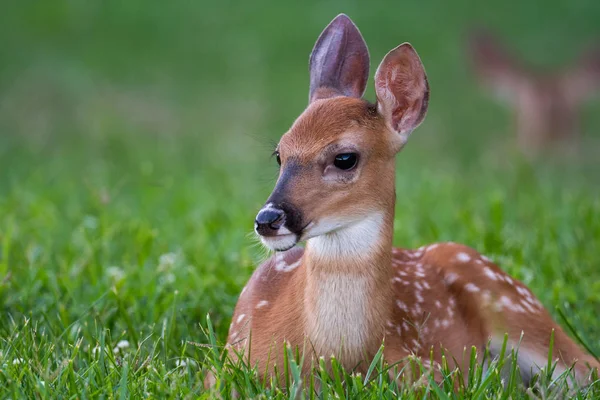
[468,27,600,156]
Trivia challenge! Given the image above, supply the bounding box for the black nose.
[255,208,286,236]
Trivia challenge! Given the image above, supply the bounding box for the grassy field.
[1,0,600,398]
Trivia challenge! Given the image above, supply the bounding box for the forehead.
[278,97,385,158]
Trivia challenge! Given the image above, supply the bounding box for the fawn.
[225,14,599,386]
[468,28,600,156]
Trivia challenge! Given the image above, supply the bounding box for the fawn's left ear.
[309,14,370,103]
[375,43,429,148]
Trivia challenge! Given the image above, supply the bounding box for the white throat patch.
[306,212,385,262]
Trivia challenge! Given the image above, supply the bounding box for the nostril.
[269,213,285,230]
[255,208,286,233]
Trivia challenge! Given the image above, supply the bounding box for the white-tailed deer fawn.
[225,15,599,387]
[468,28,600,156]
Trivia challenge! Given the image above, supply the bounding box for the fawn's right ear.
[309,14,370,103]
[375,43,429,149]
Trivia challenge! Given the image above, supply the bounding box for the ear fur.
[309,14,370,103]
[374,43,429,146]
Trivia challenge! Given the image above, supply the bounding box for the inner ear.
[375,43,429,145]
[309,14,370,103]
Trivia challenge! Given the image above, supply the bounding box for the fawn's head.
[255,14,429,251]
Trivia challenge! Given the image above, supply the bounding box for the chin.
[259,234,299,252]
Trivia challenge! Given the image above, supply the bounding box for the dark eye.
[333,153,358,170]
[274,151,281,166]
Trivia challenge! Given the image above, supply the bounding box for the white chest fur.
[305,274,370,361]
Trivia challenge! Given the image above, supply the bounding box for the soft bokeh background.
[0,0,599,396]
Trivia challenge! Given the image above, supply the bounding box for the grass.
[1,0,600,398]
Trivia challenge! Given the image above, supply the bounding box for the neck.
[302,208,395,368]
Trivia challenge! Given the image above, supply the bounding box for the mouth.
[257,221,313,252]
[259,233,299,252]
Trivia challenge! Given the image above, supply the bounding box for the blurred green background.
[0,0,599,396]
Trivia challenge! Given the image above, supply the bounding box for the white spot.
[504,276,514,285]
[435,300,442,308]
[256,300,269,309]
[422,281,431,289]
[106,266,125,282]
[482,290,492,304]
[521,300,537,313]
[393,277,406,284]
[403,321,409,331]
[413,303,423,315]
[386,320,395,328]
[240,285,248,296]
[498,296,525,313]
[398,270,408,277]
[158,252,177,271]
[483,267,498,281]
[427,244,439,252]
[481,255,492,262]
[176,359,187,367]
[415,282,423,290]
[516,286,529,296]
[236,314,246,324]
[113,340,130,354]
[464,283,480,293]
[415,291,424,303]
[444,273,458,285]
[275,255,301,272]
[455,252,471,263]
[397,300,409,312]
[441,319,451,328]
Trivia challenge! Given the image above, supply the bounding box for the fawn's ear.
[375,43,429,148]
[309,14,370,103]
[468,29,525,102]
